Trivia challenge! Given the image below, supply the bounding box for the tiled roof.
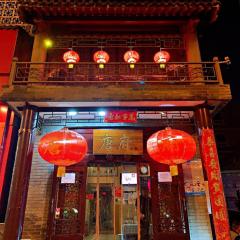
[17,0,221,23]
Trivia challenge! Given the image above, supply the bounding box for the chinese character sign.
[201,128,231,240]
[93,129,143,155]
[104,111,137,123]
[184,180,205,195]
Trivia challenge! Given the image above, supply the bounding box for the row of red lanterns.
[38,127,196,177]
[63,49,171,68]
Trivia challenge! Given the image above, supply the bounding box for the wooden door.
[47,165,87,240]
[150,161,190,240]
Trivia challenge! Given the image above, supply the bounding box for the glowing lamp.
[93,50,110,69]
[124,50,140,69]
[147,127,196,175]
[154,50,170,69]
[44,38,53,48]
[38,128,87,176]
[63,50,80,68]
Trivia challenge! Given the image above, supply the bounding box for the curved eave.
[18,2,220,24]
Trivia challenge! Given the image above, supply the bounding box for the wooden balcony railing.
[9,58,229,86]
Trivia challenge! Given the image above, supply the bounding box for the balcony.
[10,60,224,85]
[1,58,231,111]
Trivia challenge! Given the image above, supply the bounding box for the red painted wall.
[0,106,13,199]
[0,30,18,89]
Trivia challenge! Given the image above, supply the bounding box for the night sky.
[198,0,240,103]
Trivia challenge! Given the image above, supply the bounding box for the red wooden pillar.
[3,104,38,240]
[195,107,231,240]
[0,106,13,200]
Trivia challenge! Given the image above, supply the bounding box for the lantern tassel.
[170,165,178,176]
[57,166,66,177]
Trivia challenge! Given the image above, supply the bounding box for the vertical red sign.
[201,128,231,240]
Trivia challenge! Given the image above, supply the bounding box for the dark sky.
[198,0,240,102]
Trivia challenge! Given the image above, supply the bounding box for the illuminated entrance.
[84,164,144,240]
[50,161,153,240]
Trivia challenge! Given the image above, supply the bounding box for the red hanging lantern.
[93,50,110,64]
[154,50,170,63]
[124,50,140,63]
[147,127,196,166]
[124,50,140,69]
[93,50,110,69]
[38,128,87,176]
[154,50,170,69]
[63,50,80,68]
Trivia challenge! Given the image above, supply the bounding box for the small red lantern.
[154,50,170,63]
[124,50,140,69]
[93,50,110,69]
[38,128,87,176]
[154,50,170,69]
[93,50,110,64]
[147,127,196,168]
[63,50,80,68]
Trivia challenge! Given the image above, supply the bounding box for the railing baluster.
[213,57,224,84]
[9,57,18,85]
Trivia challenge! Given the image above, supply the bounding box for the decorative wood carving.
[150,161,190,240]
[53,166,87,239]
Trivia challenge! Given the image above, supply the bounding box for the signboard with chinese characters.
[61,173,76,184]
[184,180,205,195]
[201,128,231,240]
[104,111,137,123]
[93,129,143,155]
[158,172,172,182]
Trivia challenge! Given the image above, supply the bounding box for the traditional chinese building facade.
[0,1,232,240]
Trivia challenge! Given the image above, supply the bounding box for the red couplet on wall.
[201,128,231,240]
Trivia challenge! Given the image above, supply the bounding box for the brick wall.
[183,148,213,240]
[22,132,54,240]
[187,195,213,240]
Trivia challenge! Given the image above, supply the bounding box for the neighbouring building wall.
[222,171,240,212]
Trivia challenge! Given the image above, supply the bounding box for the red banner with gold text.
[201,128,231,240]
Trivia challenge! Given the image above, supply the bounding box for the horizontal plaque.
[104,111,137,123]
[93,129,143,155]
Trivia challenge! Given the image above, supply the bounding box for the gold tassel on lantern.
[57,166,66,177]
[170,165,178,176]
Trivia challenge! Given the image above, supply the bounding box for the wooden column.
[195,107,231,240]
[3,104,38,240]
[184,20,204,84]
[184,20,202,63]
[31,33,47,62]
